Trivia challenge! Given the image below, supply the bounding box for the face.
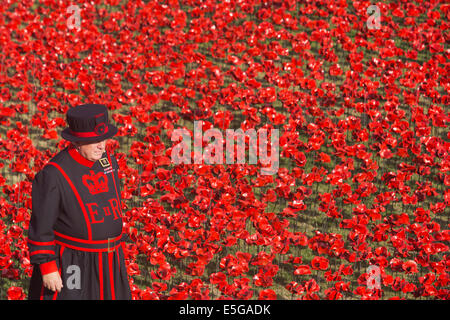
[74,140,106,162]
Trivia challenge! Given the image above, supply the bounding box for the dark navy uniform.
[27,144,132,300]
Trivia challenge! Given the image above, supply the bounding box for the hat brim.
[61,124,118,142]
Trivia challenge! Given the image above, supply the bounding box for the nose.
[97,140,106,151]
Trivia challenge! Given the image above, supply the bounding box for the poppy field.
[0,0,449,300]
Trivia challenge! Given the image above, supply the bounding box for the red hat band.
[69,124,109,138]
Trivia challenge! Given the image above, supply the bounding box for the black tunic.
[27,144,132,300]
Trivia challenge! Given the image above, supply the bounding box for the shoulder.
[32,163,61,188]
[37,148,70,178]
[38,162,61,177]
[38,148,70,175]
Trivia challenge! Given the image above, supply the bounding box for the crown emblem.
[82,170,109,195]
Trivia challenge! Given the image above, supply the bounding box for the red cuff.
[39,260,58,275]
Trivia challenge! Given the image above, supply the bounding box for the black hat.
[61,104,118,142]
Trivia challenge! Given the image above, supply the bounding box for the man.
[27,103,132,300]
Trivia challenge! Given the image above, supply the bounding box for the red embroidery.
[82,170,109,195]
[86,199,121,224]
[94,122,107,135]
[86,202,104,224]
[108,198,122,220]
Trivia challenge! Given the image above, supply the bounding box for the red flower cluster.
[0,0,449,300]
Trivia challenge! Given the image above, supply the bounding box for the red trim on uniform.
[48,162,93,240]
[54,231,121,244]
[28,239,55,246]
[54,240,122,253]
[68,144,95,168]
[106,151,123,218]
[59,246,65,265]
[39,260,58,275]
[31,250,55,256]
[99,253,104,300]
[108,252,115,300]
